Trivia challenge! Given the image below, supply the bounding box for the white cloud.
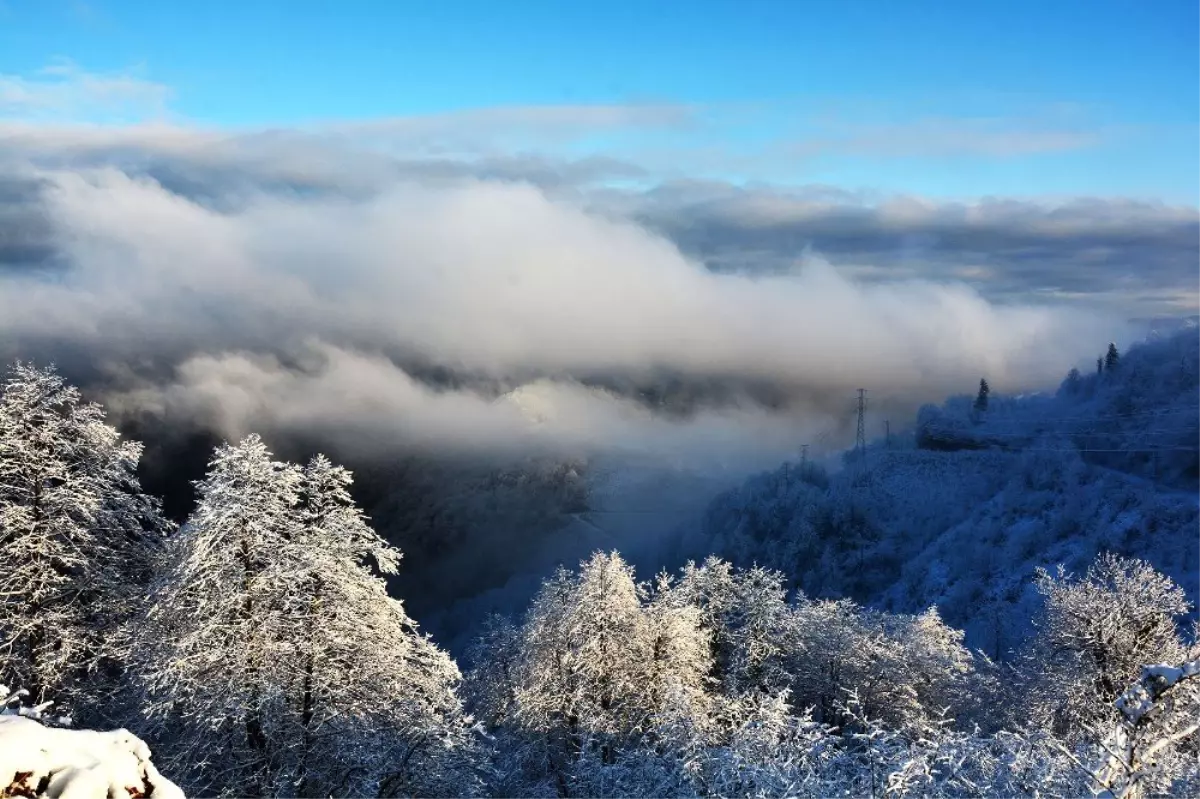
[0,165,1123,463]
[107,344,824,468]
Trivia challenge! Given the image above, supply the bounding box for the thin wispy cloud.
[0,59,173,125]
[0,65,1133,188]
[789,118,1103,159]
[774,97,1123,160]
[330,103,701,138]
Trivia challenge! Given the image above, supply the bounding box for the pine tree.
[0,363,167,710]
[1106,342,1121,371]
[133,437,479,797]
[974,378,990,413]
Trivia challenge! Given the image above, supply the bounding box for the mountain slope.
[694,326,1200,655]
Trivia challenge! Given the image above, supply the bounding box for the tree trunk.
[238,534,269,794]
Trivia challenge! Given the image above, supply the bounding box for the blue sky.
[1,0,1197,202]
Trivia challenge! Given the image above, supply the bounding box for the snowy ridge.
[696,326,1200,655]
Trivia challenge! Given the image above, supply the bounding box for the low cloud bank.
[0,152,1135,465]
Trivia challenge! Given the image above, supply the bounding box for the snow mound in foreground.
[0,716,183,799]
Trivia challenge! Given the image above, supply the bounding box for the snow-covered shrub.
[2,683,71,727]
[782,600,979,734]
[1080,660,1200,798]
[654,559,981,734]
[1024,553,1191,739]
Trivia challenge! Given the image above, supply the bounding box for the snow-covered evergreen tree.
[0,363,168,712]
[134,437,480,797]
[507,553,655,791]
[288,454,481,799]
[133,434,303,795]
[644,572,715,733]
[974,378,990,412]
[1106,341,1121,371]
[1065,366,1082,394]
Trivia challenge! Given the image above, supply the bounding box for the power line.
[973,406,1200,426]
[1017,446,1198,453]
[929,426,1199,441]
[879,445,1197,455]
[826,389,1196,464]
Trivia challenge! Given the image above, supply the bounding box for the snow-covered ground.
[0,716,183,799]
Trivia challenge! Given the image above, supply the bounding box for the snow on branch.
[1114,661,1200,725]
[1066,659,1200,799]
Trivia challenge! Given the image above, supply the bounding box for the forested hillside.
[695,326,1199,656]
[1,331,1197,797]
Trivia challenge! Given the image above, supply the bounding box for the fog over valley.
[0,141,1171,630]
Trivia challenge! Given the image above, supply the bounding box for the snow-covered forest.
[693,325,1200,657]
[1,328,1197,798]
